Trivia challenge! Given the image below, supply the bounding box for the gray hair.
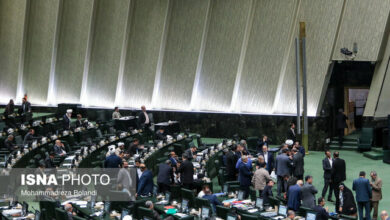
[371,171,377,176]
[380,211,388,217]
[166,160,171,164]
[288,210,295,217]
[145,200,153,208]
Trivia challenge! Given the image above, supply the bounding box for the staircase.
[363,148,384,160]
[329,136,359,151]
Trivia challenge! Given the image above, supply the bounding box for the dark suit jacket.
[157,163,173,185]
[75,120,83,128]
[292,152,304,177]
[287,128,296,142]
[104,154,122,168]
[331,158,346,183]
[238,162,252,186]
[322,157,333,179]
[352,177,372,202]
[275,154,292,176]
[137,111,151,128]
[63,114,71,130]
[19,102,31,114]
[23,132,34,145]
[226,151,238,177]
[340,186,357,215]
[155,130,166,140]
[260,152,274,173]
[184,148,194,160]
[137,170,153,196]
[45,156,55,168]
[4,139,16,151]
[178,160,194,184]
[287,184,301,211]
[336,112,348,129]
[262,185,273,205]
[257,139,269,152]
[314,205,329,220]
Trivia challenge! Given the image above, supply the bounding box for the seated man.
[202,188,228,213]
[314,197,330,220]
[126,138,143,156]
[155,128,166,141]
[198,185,210,198]
[262,180,275,206]
[4,135,18,152]
[53,140,66,156]
[75,114,85,128]
[45,151,56,168]
[23,129,35,145]
[285,210,295,220]
[64,203,76,219]
[338,183,357,216]
[145,200,174,220]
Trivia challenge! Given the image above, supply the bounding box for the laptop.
[255,197,263,210]
[143,217,153,220]
[181,199,189,213]
[237,190,244,200]
[276,204,287,218]
[201,206,210,219]
[165,192,171,203]
[306,212,316,220]
[223,184,228,193]
[121,209,129,220]
[226,213,238,220]
[90,195,96,210]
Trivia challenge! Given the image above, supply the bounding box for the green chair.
[194,197,211,209]
[73,216,87,220]
[358,127,373,151]
[249,187,257,201]
[246,136,259,152]
[54,208,68,220]
[138,206,154,218]
[216,205,230,219]
[240,213,259,220]
[40,201,58,220]
[181,188,195,208]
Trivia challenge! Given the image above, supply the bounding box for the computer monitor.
[278,205,287,217]
[90,195,96,210]
[201,206,210,219]
[226,213,237,220]
[181,199,189,213]
[22,202,28,216]
[237,190,244,200]
[143,217,153,220]
[256,197,263,210]
[223,184,228,193]
[104,202,110,213]
[165,192,171,203]
[34,210,40,220]
[306,212,316,220]
[121,209,129,220]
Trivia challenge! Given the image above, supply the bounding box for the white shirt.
[144,112,149,124]
[263,152,268,164]
[291,128,295,136]
[137,168,142,178]
[328,158,333,167]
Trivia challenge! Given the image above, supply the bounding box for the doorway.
[344,87,369,134]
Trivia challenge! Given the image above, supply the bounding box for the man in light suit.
[370,171,382,220]
[353,171,372,220]
[137,105,151,129]
[275,148,293,196]
[322,150,334,201]
[301,175,318,209]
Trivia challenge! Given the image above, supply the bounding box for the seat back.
[246,136,259,151]
[194,197,211,209]
[138,206,154,218]
[360,128,373,143]
[216,205,230,219]
[54,208,68,220]
[181,188,195,208]
[241,213,259,220]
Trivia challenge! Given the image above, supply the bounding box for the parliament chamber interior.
[1,1,390,220]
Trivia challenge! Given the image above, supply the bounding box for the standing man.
[19,97,31,122]
[157,160,174,194]
[287,122,296,142]
[63,109,72,130]
[275,148,292,196]
[112,107,121,119]
[336,109,348,148]
[301,176,318,209]
[287,180,303,211]
[353,171,372,220]
[292,148,304,180]
[137,164,154,197]
[260,145,274,174]
[370,171,382,220]
[238,155,252,199]
[138,105,151,129]
[177,154,194,190]
[226,145,239,181]
[332,151,346,211]
[252,162,271,196]
[322,150,334,202]
[257,135,269,152]
[184,145,197,161]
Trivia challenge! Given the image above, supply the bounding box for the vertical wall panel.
[156,0,209,110]
[332,0,390,61]
[23,0,60,105]
[0,0,27,103]
[54,0,94,104]
[194,0,251,111]
[233,0,296,114]
[119,0,168,108]
[274,0,343,116]
[85,0,130,107]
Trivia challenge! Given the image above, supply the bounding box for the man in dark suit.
[262,180,274,206]
[202,188,223,213]
[63,109,72,130]
[322,150,334,201]
[257,135,269,153]
[19,97,31,122]
[75,114,84,128]
[137,164,154,197]
[336,109,348,147]
[178,154,194,189]
[157,160,173,194]
[184,145,197,161]
[64,203,76,220]
[275,148,293,196]
[104,147,122,168]
[23,129,36,145]
[137,105,151,129]
[353,171,372,220]
[314,197,330,220]
[332,151,346,211]
[301,176,318,209]
[338,183,357,216]
[226,145,239,181]
[287,180,303,211]
[44,152,56,168]
[155,128,166,141]
[4,135,17,152]
[287,122,296,142]
[238,155,252,199]
[292,148,304,180]
[260,145,274,174]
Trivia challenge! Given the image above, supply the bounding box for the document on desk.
[175,213,188,217]
[2,209,22,215]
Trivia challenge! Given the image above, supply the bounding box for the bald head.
[141,105,146,112]
[381,211,388,220]
[297,180,303,186]
[64,203,73,212]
